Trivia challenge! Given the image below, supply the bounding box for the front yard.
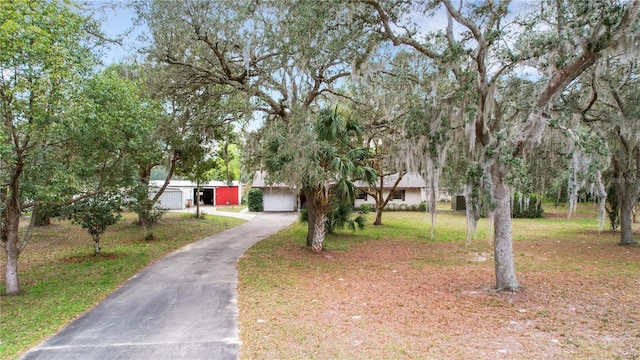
[238,205,640,359]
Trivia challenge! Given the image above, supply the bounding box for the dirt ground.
[238,216,640,359]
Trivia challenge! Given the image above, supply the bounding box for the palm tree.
[261,107,375,251]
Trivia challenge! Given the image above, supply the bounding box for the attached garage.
[252,171,298,212]
[263,189,297,212]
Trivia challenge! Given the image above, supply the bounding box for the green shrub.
[65,193,122,255]
[382,203,425,212]
[359,203,371,214]
[248,188,264,212]
[300,202,365,234]
[512,193,543,218]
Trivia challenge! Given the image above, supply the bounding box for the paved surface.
[21,212,298,360]
[171,206,256,221]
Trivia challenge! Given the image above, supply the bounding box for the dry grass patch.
[238,206,640,359]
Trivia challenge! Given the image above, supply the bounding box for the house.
[149,179,242,210]
[354,172,427,209]
[251,171,299,212]
[251,171,428,212]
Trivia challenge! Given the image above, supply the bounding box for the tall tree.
[345,51,425,226]
[0,0,102,295]
[362,0,639,290]
[139,0,380,244]
[261,107,375,251]
[571,57,640,245]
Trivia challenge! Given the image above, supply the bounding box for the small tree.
[67,194,122,256]
[129,185,168,240]
[247,188,264,212]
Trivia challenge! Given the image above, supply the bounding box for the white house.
[149,179,242,210]
[251,171,428,212]
[354,172,427,209]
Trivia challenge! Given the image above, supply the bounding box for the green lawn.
[0,212,245,359]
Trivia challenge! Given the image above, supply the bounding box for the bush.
[65,193,122,255]
[359,203,371,214]
[300,202,366,234]
[383,203,425,212]
[248,188,264,212]
[512,193,543,218]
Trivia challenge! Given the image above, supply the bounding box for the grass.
[0,212,245,359]
[238,204,640,359]
[215,204,248,213]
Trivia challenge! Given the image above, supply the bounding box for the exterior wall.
[150,188,185,210]
[354,188,425,208]
[215,186,239,205]
[149,180,242,207]
[262,189,297,212]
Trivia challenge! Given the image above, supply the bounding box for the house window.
[356,191,367,200]
[393,190,406,201]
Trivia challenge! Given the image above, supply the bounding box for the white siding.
[355,188,425,208]
[263,189,296,212]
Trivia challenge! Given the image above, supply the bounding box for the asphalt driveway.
[21,212,298,360]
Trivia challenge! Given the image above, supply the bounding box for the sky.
[92,2,146,65]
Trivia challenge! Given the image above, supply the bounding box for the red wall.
[215,186,239,205]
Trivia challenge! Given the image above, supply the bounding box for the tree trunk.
[373,206,383,225]
[3,202,22,295]
[492,167,520,291]
[618,187,637,245]
[306,207,315,247]
[93,236,101,256]
[196,182,201,219]
[310,210,326,252]
[305,189,327,250]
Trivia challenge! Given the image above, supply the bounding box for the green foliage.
[300,202,366,234]
[605,183,620,232]
[359,203,371,214]
[66,194,123,255]
[326,202,366,234]
[511,193,544,219]
[248,188,264,212]
[128,186,168,240]
[465,162,495,219]
[383,203,428,212]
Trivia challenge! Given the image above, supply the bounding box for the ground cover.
[238,204,640,359]
[0,212,245,359]
[215,205,249,213]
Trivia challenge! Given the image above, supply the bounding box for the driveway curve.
[21,212,298,360]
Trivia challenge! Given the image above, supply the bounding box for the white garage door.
[263,189,296,212]
[151,188,184,210]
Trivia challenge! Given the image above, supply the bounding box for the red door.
[215,186,239,205]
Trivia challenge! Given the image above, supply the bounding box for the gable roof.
[252,171,425,190]
[251,171,295,189]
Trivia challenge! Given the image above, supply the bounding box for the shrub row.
[357,202,427,213]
